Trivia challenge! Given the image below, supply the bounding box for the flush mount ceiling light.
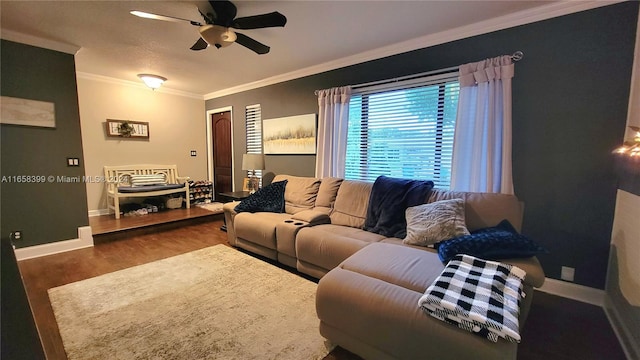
[137,74,167,90]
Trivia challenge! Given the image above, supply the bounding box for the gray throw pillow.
[403,198,470,246]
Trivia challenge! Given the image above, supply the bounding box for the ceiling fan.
[131,0,287,55]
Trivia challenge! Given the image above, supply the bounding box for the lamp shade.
[242,154,265,171]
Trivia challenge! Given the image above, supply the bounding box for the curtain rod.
[314,51,524,95]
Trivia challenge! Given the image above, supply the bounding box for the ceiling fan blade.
[190,37,209,51]
[130,10,201,26]
[209,1,237,26]
[234,32,270,55]
[232,12,287,29]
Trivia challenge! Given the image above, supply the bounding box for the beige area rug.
[48,245,333,360]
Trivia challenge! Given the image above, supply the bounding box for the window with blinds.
[245,104,263,181]
[345,73,459,188]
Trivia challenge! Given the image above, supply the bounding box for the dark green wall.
[1,40,89,248]
[206,2,638,289]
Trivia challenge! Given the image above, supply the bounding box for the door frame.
[206,106,234,193]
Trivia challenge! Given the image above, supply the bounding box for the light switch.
[190,150,197,157]
[67,158,80,166]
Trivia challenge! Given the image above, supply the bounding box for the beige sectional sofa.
[223,174,545,360]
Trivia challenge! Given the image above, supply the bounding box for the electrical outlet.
[11,231,22,241]
[190,150,197,157]
[561,266,575,282]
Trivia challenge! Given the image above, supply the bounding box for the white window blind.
[245,104,263,180]
[345,73,459,188]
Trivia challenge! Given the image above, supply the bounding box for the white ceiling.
[0,1,608,98]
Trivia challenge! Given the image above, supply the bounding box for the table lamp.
[242,153,265,193]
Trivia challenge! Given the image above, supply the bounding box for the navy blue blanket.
[364,176,434,238]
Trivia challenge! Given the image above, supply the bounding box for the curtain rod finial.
[512,51,524,62]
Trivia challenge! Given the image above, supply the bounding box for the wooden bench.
[104,165,190,219]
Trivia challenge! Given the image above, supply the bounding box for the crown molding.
[76,72,204,100]
[1,29,80,55]
[204,0,624,100]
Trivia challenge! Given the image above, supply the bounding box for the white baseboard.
[89,208,110,217]
[15,226,94,261]
[603,295,640,360]
[536,277,605,307]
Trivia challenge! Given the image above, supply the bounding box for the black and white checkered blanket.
[418,254,526,343]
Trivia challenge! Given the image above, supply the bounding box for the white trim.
[536,277,605,306]
[204,1,623,100]
[624,3,640,136]
[15,226,94,261]
[604,295,640,360]
[76,72,204,100]
[1,29,81,55]
[206,107,235,194]
[89,209,110,217]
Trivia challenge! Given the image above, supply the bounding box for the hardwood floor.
[18,219,625,360]
[89,206,222,242]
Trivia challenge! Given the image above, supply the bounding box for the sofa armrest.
[502,256,546,288]
[223,201,239,214]
[291,210,331,225]
[223,201,241,246]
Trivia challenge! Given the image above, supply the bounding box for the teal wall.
[206,2,638,289]
[1,40,89,247]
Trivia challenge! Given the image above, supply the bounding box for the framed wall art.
[106,119,149,139]
[262,114,317,154]
[0,96,56,128]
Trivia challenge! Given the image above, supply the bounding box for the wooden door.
[212,111,232,197]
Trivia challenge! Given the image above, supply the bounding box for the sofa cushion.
[330,180,372,228]
[234,180,287,213]
[429,189,523,232]
[364,176,434,238]
[437,220,547,263]
[273,175,321,214]
[340,242,446,293]
[296,224,386,271]
[403,198,470,247]
[315,177,344,213]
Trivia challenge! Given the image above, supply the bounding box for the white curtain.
[450,55,514,194]
[315,86,352,178]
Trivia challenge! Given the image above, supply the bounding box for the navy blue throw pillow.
[437,219,547,263]
[234,180,287,213]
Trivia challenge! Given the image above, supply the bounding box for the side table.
[218,191,252,231]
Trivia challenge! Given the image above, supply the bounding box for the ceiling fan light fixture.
[137,74,167,90]
[199,24,236,48]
